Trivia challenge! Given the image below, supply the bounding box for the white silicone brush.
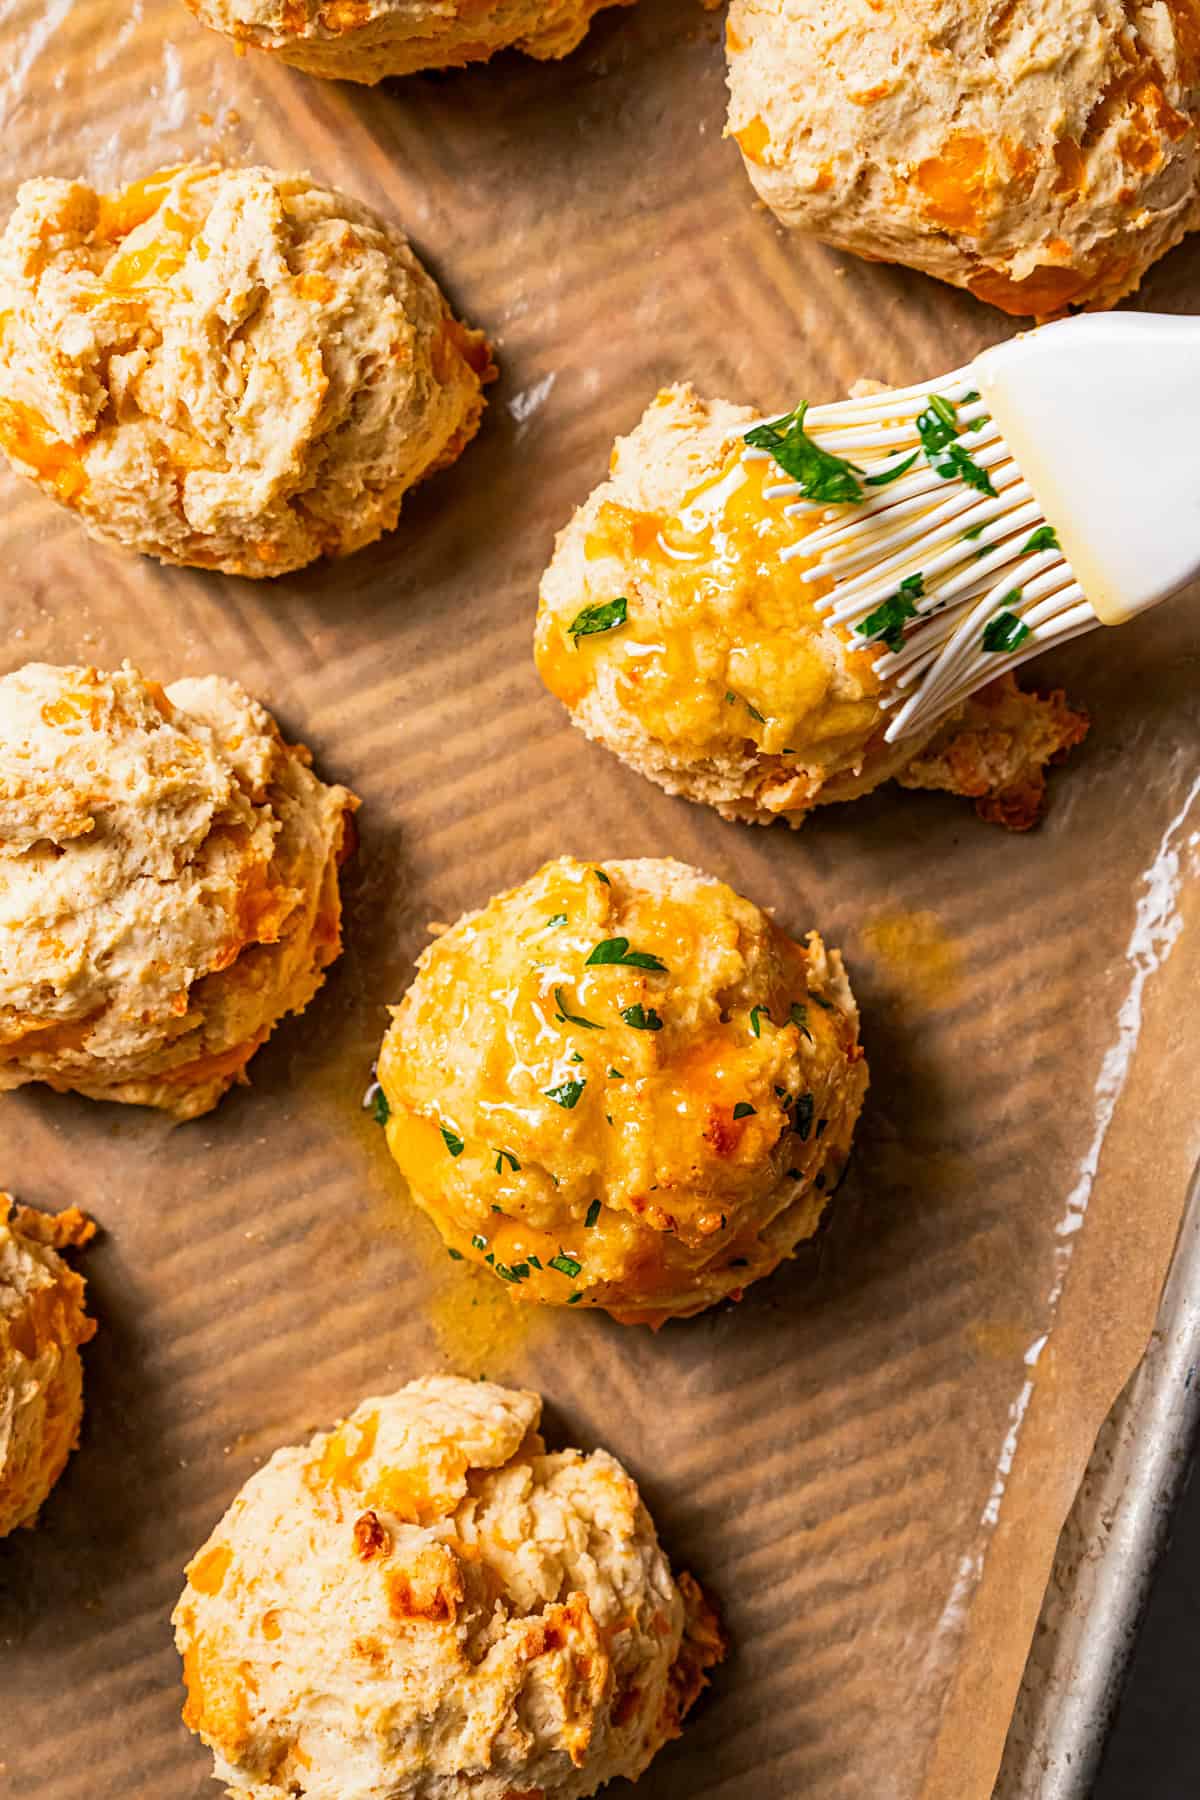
[742,314,1200,743]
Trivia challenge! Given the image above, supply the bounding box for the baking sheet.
[0,3,1198,1796]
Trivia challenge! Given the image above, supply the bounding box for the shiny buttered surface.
[181,0,635,82]
[173,1375,724,1800]
[535,384,1088,829]
[0,164,493,576]
[0,662,358,1118]
[726,0,1200,316]
[0,1200,95,1538]
[378,856,868,1324]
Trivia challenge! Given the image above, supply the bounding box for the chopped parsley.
[744,401,865,503]
[815,1118,828,1139]
[809,991,835,1011]
[527,1254,543,1269]
[794,1093,815,1141]
[585,1199,601,1228]
[749,1004,769,1038]
[593,868,611,886]
[1022,525,1060,555]
[790,1001,813,1041]
[621,1003,663,1031]
[726,690,765,723]
[440,1124,465,1157]
[544,912,568,929]
[567,1292,583,1304]
[916,394,997,495]
[864,449,919,488]
[471,1233,488,1251]
[554,985,602,1030]
[568,596,628,642]
[982,610,1032,654]
[371,1087,390,1127]
[586,937,667,971]
[549,1252,582,1278]
[608,1066,624,1079]
[545,1078,586,1109]
[857,571,924,654]
[733,1102,756,1120]
[447,1248,464,1261]
[494,1149,521,1174]
[962,523,986,541]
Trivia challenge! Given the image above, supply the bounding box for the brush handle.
[974,314,1200,626]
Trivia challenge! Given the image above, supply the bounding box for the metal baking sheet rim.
[996,1157,1200,1798]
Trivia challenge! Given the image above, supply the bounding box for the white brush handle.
[975,315,1200,625]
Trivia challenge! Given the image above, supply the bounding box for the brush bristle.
[743,369,1096,742]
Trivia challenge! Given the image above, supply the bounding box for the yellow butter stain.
[307,1049,545,1380]
[862,910,962,1008]
[967,1319,1035,1362]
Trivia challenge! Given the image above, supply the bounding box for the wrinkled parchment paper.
[1,3,1198,1796]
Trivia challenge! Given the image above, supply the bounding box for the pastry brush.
[742,314,1199,743]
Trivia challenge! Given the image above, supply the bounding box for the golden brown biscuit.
[0,164,493,576]
[0,662,358,1119]
[0,1199,96,1537]
[181,0,634,83]
[535,383,1087,827]
[726,0,1200,316]
[173,1375,723,1798]
[377,856,867,1324]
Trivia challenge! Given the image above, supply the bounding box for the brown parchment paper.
[0,4,1198,1796]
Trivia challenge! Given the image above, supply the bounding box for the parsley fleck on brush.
[739,314,1185,743]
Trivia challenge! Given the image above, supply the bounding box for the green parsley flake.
[982,610,1032,654]
[744,402,865,503]
[549,1252,582,1278]
[587,937,667,971]
[527,1254,543,1269]
[1022,525,1060,555]
[593,869,611,886]
[567,1292,583,1304]
[749,1004,769,1038]
[544,912,568,929]
[585,1200,601,1228]
[554,985,603,1030]
[962,523,986,541]
[790,1001,813,1040]
[370,1087,390,1127]
[471,1234,488,1251]
[545,1078,586,1110]
[494,1149,521,1174]
[440,1124,465,1157]
[858,572,924,654]
[733,1102,756,1120]
[621,1004,663,1031]
[794,1093,815,1141]
[568,596,628,642]
[916,394,997,495]
[447,1248,464,1261]
[608,1066,624,1079]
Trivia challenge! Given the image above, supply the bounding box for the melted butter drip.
[863,910,963,1009]
[537,444,882,765]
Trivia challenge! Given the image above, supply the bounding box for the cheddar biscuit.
[0,662,358,1119]
[173,1376,723,1797]
[0,164,493,576]
[725,0,1200,316]
[377,856,867,1324]
[535,384,1087,828]
[181,0,633,83]
[0,1200,95,1537]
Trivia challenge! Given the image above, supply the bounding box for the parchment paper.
[0,3,1198,1796]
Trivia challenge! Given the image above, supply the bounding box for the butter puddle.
[862,908,963,1008]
